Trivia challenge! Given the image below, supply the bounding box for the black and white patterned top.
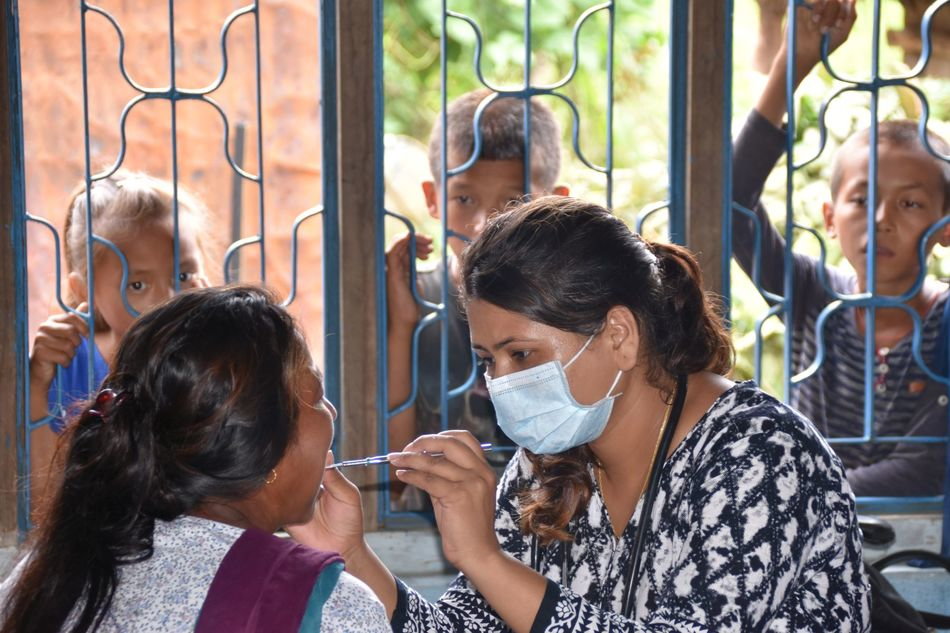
[391,381,870,632]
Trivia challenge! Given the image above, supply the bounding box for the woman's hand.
[286,451,365,560]
[389,431,500,572]
[288,451,401,616]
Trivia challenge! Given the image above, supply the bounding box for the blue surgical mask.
[485,335,623,455]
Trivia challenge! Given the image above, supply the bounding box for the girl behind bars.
[28,171,211,503]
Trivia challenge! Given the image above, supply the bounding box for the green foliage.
[383,0,950,398]
[383,0,670,218]
[729,0,950,394]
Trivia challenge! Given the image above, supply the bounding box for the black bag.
[868,549,950,632]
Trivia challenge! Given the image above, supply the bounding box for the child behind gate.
[28,170,212,502]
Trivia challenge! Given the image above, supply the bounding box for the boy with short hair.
[386,89,567,498]
[734,0,950,495]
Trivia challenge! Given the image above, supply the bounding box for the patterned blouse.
[392,381,870,632]
[0,515,390,632]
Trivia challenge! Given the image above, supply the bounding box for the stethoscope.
[530,373,688,619]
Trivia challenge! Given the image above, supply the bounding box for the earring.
[265,469,278,485]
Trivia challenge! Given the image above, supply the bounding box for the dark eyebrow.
[848,181,932,194]
[472,337,537,352]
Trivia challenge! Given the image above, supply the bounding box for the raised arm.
[757,0,855,126]
[732,0,856,296]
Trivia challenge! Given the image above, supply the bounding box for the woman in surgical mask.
[292,196,869,632]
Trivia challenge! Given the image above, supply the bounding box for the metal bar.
[388,312,439,418]
[168,0,181,294]
[734,204,784,305]
[522,0,532,196]
[450,92,608,176]
[438,0,450,439]
[755,305,784,384]
[1,0,28,543]
[280,207,323,307]
[79,1,98,492]
[828,436,947,445]
[320,0,342,422]
[446,10,501,93]
[782,0,797,401]
[253,1,266,283]
[384,210,439,419]
[636,200,669,235]
[605,1,614,208]
[480,3,611,93]
[201,96,260,181]
[858,498,942,514]
[93,236,139,318]
[202,5,256,94]
[719,0,734,315]
[667,0,688,244]
[860,0,883,455]
[229,122,246,281]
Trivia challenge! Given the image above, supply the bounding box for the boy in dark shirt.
[734,0,950,495]
[386,90,567,507]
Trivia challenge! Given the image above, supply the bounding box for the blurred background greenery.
[381,0,950,399]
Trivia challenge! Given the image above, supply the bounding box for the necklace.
[533,375,689,620]
[596,380,678,509]
[855,299,940,429]
[873,343,921,427]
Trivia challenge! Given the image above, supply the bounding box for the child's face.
[823,141,949,292]
[89,218,207,336]
[423,155,564,256]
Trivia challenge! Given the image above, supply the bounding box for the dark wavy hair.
[2,285,309,633]
[459,196,733,543]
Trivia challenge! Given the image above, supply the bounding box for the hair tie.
[640,237,659,262]
[642,240,662,281]
[88,388,127,419]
